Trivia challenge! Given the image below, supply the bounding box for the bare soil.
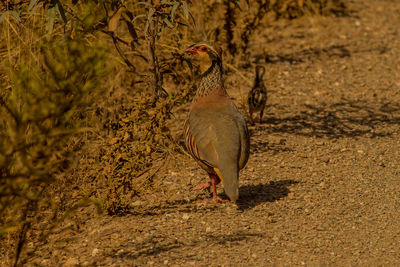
[25,0,400,266]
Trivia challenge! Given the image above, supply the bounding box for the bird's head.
[185,42,222,75]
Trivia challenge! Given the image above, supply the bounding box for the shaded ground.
[24,0,400,266]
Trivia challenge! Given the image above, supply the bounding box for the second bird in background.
[248,65,267,125]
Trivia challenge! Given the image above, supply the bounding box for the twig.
[111,34,136,71]
[224,62,252,86]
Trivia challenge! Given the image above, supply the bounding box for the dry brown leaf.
[108,7,123,32]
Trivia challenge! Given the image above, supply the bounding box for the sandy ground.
[21,0,400,266]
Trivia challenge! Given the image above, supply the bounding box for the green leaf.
[170,2,179,21]
[137,1,151,8]
[133,14,146,23]
[182,1,189,19]
[230,0,241,11]
[163,17,174,28]
[181,1,194,24]
[56,0,67,23]
[46,6,56,34]
[144,9,154,34]
[8,11,21,22]
[28,0,39,11]
[0,11,9,23]
[123,15,138,42]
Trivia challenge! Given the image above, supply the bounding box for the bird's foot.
[193,182,211,191]
[210,195,229,203]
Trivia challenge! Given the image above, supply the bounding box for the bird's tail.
[214,167,239,202]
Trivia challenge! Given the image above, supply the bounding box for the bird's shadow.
[236,179,298,210]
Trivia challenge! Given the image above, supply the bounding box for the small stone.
[182,214,190,220]
[91,248,99,257]
[63,258,79,267]
[164,260,169,264]
[41,259,50,265]
[131,200,143,207]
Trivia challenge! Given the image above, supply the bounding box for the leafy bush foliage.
[0,37,107,263]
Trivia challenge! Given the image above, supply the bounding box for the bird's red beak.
[185,46,197,54]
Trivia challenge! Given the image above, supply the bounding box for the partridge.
[248,65,267,125]
[184,42,250,203]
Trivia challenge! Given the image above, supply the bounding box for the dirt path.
[30,0,400,266]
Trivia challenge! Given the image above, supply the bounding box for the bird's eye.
[200,46,208,52]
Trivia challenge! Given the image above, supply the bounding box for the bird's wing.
[187,103,242,167]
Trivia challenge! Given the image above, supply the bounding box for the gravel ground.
[24,0,400,266]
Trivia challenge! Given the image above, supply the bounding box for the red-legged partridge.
[184,42,250,203]
[248,65,267,125]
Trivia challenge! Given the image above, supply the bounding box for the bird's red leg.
[193,172,220,192]
[249,112,255,126]
[210,174,228,203]
[259,109,264,124]
[193,182,211,192]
